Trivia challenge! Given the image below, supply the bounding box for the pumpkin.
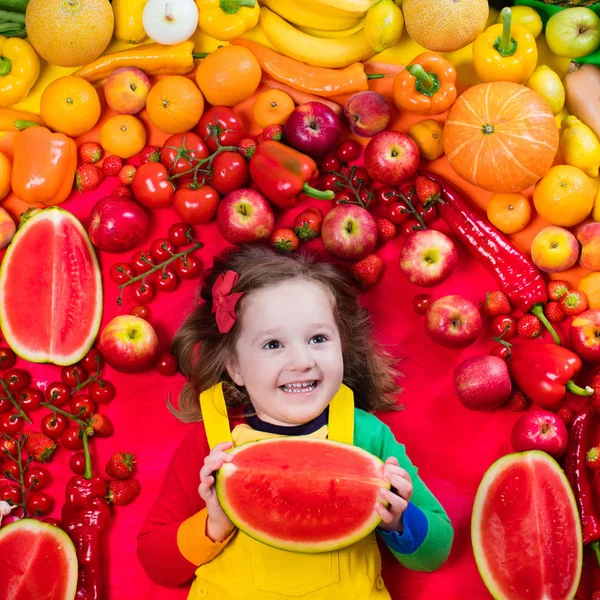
[443,82,559,193]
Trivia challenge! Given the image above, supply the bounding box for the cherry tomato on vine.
[154,268,179,292]
[41,413,68,440]
[156,354,178,376]
[321,173,341,192]
[5,369,30,393]
[0,485,21,504]
[387,203,409,225]
[24,466,51,491]
[376,186,399,207]
[416,203,438,225]
[173,255,202,280]
[26,491,54,516]
[413,294,432,315]
[109,263,135,285]
[350,167,371,190]
[61,426,83,451]
[79,349,104,374]
[211,152,249,195]
[45,382,71,408]
[61,365,87,389]
[168,222,194,247]
[173,184,220,225]
[401,220,422,236]
[0,397,11,413]
[150,238,176,263]
[69,452,86,475]
[19,388,42,413]
[0,436,17,458]
[332,190,354,207]
[490,344,511,361]
[359,187,376,209]
[131,251,155,275]
[160,132,209,181]
[0,347,16,371]
[132,162,175,209]
[2,459,20,480]
[321,155,340,173]
[89,380,115,404]
[491,315,517,340]
[130,305,149,319]
[196,107,245,152]
[336,140,361,163]
[0,413,23,435]
[130,281,155,304]
[70,395,96,419]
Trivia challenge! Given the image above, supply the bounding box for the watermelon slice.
[0,518,78,600]
[216,437,390,553]
[0,208,102,365]
[472,450,582,600]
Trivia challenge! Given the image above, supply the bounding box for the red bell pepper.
[249,140,334,209]
[510,342,594,410]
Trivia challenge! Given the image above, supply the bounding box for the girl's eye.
[309,335,327,345]
[263,340,282,350]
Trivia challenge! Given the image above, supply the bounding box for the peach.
[577,222,600,270]
[0,206,16,250]
[344,91,391,138]
[531,225,580,273]
[580,272,600,309]
[104,67,151,115]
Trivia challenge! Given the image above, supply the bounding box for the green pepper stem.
[301,183,334,200]
[366,73,385,80]
[0,56,10,77]
[192,52,209,59]
[565,380,594,397]
[82,429,92,480]
[220,0,255,14]
[531,304,561,345]
[406,63,441,97]
[13,120,39,131]
[496,7,518,57]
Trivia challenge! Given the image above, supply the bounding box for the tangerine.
[408,119,444,162]
[100,115,147,159]
[253,90,295,128]
[486,193,531,235]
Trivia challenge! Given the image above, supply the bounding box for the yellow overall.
[187,383,391,600]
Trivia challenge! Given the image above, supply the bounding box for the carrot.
[261,75,343,115]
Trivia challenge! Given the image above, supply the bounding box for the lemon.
[364,0,403,53]
[497,6,542,38]
[555,107,569,129]
[526,65,565,115]
[593,186,600,221]
[559,115,600,178]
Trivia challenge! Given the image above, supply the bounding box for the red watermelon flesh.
[0,518,77,600]
[0,208,102,365]
[472,451,582,600]
[216,437,389,553]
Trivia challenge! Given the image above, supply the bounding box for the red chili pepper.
[421,172,561,344]
[510,341,594,410]
[249,140,334,209]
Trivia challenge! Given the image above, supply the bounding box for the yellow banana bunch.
[364,0,404,53]
[299,20,365,38]
[259,6,375,68]
[260,0,363,31]
[305,0,379,13]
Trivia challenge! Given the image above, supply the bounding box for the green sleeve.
[353,408,454,572]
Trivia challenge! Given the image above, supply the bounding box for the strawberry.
[75,164,103,193]
[260,124,283,143]
[112,185,132,198]
[107,478,141,506]
[376,218,397,245]
[517,313,541,339]
[351,254,384,287]
[592,591,600,600]
[101,155,123,177]
[270,228,299,253]
[482,291,511,317]
[293,210,322,241]
[139,145,160,164]
[547,280,569,302]
[106,452,137,480]
[415,176,441,205]
[306,207,323,219]
[24,431,57,463]
[238,138,257,160]
[118,165,136,186]
[78,141,103,164]
[506,389,528,412]
[587,446,600,470]
[89,413,114,438]
[556,407,573,425]
[545,301,565,323]
[561,290,587,317]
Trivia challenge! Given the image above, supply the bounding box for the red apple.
[425,295,482,348]
[453,355,511,410]
[217,188,274,245]
[399,229,458,287]
[510,410,568,459]
[283,101,341,158]
[569,309,600,363]
[99,315,159,373]
[364,130,420,185]
[321,204,377,261]
[344,91,391,138]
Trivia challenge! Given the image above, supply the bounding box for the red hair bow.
[211,271,244,334]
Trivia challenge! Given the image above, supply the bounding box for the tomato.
[24,466,51,491]
[40,413,67,440]
[153,268,178,292]
[173,184,220,225]
[387,202,409,225]
[197,106,245,152]
[0,436,17,458]
[416,203,438,225]
[130,304,149,319]
[150,238,176,263]
[375,186,399,207]
[173,255,202,280]
[333,190,354,206]
[413,294,432,315]
[61,426,83,451]
[168,222,194,248]
[211,152,249,195]
[2,459,20,480]
[0,485,21,504]
[160,132,209,181]
[132,162,175,209]
[70,395,96,419]
[0,413,23,435]
[45,382,71,408]
[79,349,104,374]
[491,315,517,340]
[89,380,115,404]
[0,396,12,413]
[130,281,155,304]
[131,251,155,274]
[0,348,16,371]
[61,365,87,389]
[156,353,178,376]
[109,262,135,285]
[5,369,30,393]
[321,155,340,173]
[490,344,511,361]
[26,491,54,516]
[359,187,376,209]
[336,140,362,163]
[69,452,86,475]
[350,167,371,190]
[19,388,42,413]
[401,220,423,236]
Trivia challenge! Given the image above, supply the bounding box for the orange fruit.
[0,152,11,201]
[26,0,114,68]
[100,115,147,159]
[408,119,444,162]
[253,90,295,128]
[533,165,594,227]
[196,45,261,107]
[580,272,600,310]
[486,193,531,235]
[40,76,101,137]
[146,76,204,134]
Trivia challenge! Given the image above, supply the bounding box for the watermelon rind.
[0,207,102,366]
[471,450,582,600]
[0,518,78,600]
[216,437,390,554]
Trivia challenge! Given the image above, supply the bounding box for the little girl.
[138,245,453,599]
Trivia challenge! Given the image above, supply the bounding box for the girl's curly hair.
[169,245,402,422]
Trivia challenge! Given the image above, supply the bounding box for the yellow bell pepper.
[0,37,39,108]
[473,7,537,84]
[196,0,260,42]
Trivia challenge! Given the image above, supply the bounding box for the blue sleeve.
[376,501,428,554]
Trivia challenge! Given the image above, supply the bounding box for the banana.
[298,19,365,39]
[259,0,363,32]
[304,0,379,14]
[259,6,375,68]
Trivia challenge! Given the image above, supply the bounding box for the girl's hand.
[199,441,235,542]
[376,456,413,533]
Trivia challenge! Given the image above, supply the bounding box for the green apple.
[545,7,600,58]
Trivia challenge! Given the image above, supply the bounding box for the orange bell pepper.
[11,126,76,206]
[392,52,457,115]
